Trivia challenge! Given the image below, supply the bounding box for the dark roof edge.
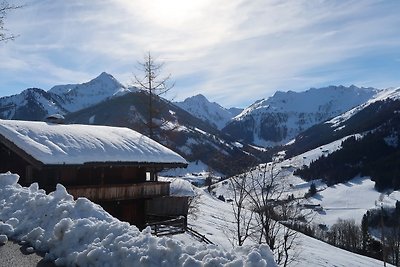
[43,161,188,169]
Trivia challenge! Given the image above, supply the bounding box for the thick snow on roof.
[0,172,276,267]
[0,119,187,165]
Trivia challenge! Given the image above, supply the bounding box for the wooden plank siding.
[67,182,170,201]
[146,196,189,217]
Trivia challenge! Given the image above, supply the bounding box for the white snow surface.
[0,172,276,267]
[159,177,196,197]
[161,160,223,186]
[0,119,187,165]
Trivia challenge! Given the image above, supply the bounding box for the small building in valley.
[0,119,188,229]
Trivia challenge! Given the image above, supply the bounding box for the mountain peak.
[175,94,240,130]
[87,72,123,88]
[48,72,127,112]
[184,94,209,103]
[94,72,118,82]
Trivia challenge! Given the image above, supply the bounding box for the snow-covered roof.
[0,119,187,166]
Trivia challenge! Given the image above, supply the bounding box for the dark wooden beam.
[0,133,43,169]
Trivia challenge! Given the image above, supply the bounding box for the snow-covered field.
[305,176,400,227]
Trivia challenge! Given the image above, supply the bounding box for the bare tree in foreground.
[229,172,255,246]
[0,1,22,42]
[231,164,301,266]
[133,52,174,138]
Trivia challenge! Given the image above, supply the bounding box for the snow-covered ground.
[189,134,399,266]
[305,176,400,227]
[0,172,276,267]
[179,181,394,267]
[162,160,222,186]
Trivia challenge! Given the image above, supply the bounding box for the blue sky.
[1,0,400,108]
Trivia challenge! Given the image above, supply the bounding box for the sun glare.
[131,0,211,27]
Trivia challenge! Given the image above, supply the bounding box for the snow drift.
[0,172,276,267]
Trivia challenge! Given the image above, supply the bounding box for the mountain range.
[222,85,377,147]
[1,72,398,176]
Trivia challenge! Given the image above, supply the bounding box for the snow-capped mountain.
[0,88,67,120]
[286,87,400,159]
[49,72,136,112]
[0,72,136,120]
[222,85,378,147]
[175,94,242,130]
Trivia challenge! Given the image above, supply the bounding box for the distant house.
[0,119,188,229]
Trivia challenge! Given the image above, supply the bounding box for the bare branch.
[0,1,23,42]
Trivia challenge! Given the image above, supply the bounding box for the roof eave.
[0,133,44,170]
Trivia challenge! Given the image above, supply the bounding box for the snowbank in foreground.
[0,172,276,267]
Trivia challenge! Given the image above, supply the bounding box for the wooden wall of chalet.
[145,196,189,219]
[1,141,148,190]
[0,142,29,184]
[99,199,146,229]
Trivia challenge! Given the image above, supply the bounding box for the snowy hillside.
[175,94,242,129]
[176,175,393,266]
[274,136,400,228]
[223,85,378,147]
[327,87,400,129]
[285,86,400,162]
[49,72,137,112]
[199,136,398,266]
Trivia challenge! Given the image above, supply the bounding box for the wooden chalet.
[0,119,188,229]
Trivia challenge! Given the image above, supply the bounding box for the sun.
[130,0,211,27]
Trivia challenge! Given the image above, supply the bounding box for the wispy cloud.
[1,0,400,107]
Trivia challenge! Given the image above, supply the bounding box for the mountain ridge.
[223,85,378,147]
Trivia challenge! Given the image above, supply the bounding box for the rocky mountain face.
[222,85,378,147]
[175,94,242,130]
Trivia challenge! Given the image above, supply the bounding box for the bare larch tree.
[133,52,174,138]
